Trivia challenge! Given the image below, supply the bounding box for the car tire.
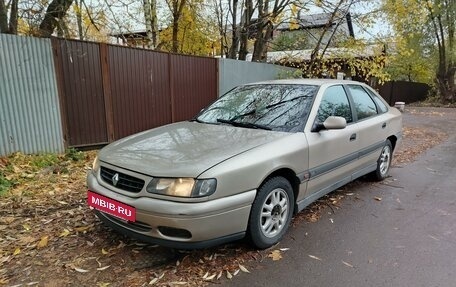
[248,176,294,249]
[371,139,393,181]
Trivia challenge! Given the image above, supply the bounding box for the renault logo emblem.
[112,173,119,186]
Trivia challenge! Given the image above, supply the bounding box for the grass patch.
[30,153,59,169]
[64,148,85,162]
[0,171,13,195]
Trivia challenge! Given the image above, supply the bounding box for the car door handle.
[350,133,357,141]
[382,122,387,129]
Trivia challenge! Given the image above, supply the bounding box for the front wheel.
[371,139,393,181]
[248,177,294,249]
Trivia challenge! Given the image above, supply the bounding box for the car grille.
[100,166,145,193]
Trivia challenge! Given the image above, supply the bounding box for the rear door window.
[347,85,378,120]
[365,88,389,113]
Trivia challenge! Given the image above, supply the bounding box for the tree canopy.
[382,0,455,102]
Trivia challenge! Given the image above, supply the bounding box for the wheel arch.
[260,168,300,214]
[387,135,397,151]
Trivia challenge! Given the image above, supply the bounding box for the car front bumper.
[87,172,256,249]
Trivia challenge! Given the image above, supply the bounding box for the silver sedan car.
[87,79,402,249]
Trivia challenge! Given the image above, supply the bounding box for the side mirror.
[312,116,347,132]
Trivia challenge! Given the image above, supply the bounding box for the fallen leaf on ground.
[37,236,49,249]
[97,283,110,287]
[74,226,91,232]
[74,267,89,273]
[13,248,20,256]
[268,250,283,261]
[59,229,71,237]
[239,264,250,273]
[226,271,232,279]
[204,274,216,281]
[374,197,382,201]
[342,261,354,268]
[97,265,110,271]
[308,254,322,261]
[101,248,109,255]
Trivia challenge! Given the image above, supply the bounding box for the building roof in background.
[110,30,148,39]
[276,11,355,38]
[247,44,385,63]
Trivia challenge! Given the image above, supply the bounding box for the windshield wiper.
[190,118,221,125]
[217,118,271,130]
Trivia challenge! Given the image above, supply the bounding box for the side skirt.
[296,162,378,213]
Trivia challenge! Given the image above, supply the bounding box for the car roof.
[244,78,365,86]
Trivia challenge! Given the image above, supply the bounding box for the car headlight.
[92,156,100,174]
[146,178,216,198]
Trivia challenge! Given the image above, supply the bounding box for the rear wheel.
[371,139,393,181]
[248,177,294,249]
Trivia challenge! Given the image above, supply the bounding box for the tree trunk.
[8,0,18,34]
[75,0,84,40]
[0,0,18,34]
[252,22,273,62]
[251,0,265,61]
[228,0,238,59]
[39,0,74,37]
[436,66,456,102]
[306,0,346,76]
[144,0,153,48]
[238,0,253,60]
[215,0,228,57]
[169,0,186,53]
[0,0,8,33]
[151,0,159,48]
[172,16,179,52]
[250,0,292,62]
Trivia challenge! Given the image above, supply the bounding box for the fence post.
[169,54,176,122]
[99,43,115,142]
[389,81,395,105]
[51,38,69,149]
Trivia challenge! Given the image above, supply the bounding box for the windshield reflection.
[197,84,318,132]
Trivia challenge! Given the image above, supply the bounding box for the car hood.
[99,121,290,178]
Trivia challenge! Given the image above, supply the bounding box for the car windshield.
[196,84,318,132]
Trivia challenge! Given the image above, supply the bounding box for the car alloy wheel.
[248,176,294,249]
[260,188,289,238]
[371,139,393,181]
[379,144,391,176]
